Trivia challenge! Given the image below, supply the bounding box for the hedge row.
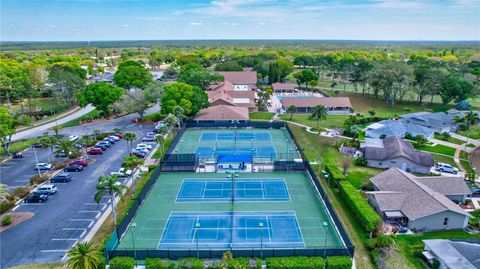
[338,181,381,232]
[325,164,346,183]
[326,256,352,269]
[266,256,324,269]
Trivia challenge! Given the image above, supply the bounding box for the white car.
[68,135,79,142]
[111,167,133,177]
[435,163,459,174]
[136,143,152,150]
[35,184,58,195]
[35,163,52,170]
[109,135,120,141]
[135,147,149,154]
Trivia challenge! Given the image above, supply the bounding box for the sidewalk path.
[450,133,480,146]
[12,104,95,142]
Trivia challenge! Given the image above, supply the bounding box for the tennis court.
[176,178,290,202]
[115,172,345,251]
[158,211,304,249]
[172,129,299,161]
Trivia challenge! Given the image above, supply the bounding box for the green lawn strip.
[433,133,465,145]
[414,143,456,157]
[458,125,480,139]
[460,159,475,174]
[0,138,38,156]
[249,112,274,120]
[288,124,376,269]
[143,111,164,122]
[6,263,65,269]
[279,114,348,128]
[432,154,458,168]
[460,150,469,160]
[394,230,480,269]
[58,109,99,128]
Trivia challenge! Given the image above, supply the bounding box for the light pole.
[322,222,328,269]
[251,138,254,151]
[32,145,41,176]
[195,222,200,259]
[180,139,184,152]
[259,222,264,260]
[285,139,289,160]
[131,223,137,267]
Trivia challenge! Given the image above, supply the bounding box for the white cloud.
[120,24,129,27]
[189,22,203,26]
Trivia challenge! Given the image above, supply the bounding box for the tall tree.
[160,82,208,116]
[0,107,16,156]
[177,63,223,90]
[287,105,297,120]
[123,132,137,154]
[66,241,102,269]
[94,175,126,228]
[77,82,124,116]
[308,105,328,127]
[48,64,86,106]
[439,75,474,105]
[113,60,152,89]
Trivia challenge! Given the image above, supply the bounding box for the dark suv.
[64,164,84,172]
[24,192,48,203]
[50,173,72,183]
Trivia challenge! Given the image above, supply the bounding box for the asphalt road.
[0,124,152,267]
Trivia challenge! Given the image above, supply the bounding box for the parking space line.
[52,238,78,241]
[78,210,99,213]
[70,218,94,221]
[84,203,106,205]
[62,228,86,231]
[41,250,70,253]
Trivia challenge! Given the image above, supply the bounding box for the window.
[443,217,449,225]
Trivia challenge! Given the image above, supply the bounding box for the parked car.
[12,152,23,158]
[137,143,153,150]
[111,167,133,177]
[64,164,84,172]
[111,133,122,139]
[109,135,120,141]
[31,143,44,148]
[68,135,79,142]
[69,160,88,167]
[35,163,52,170]
[50,173,72,183]
[471,187,480,198]
[93,144,107,151]
[103,137,116,144]
[131,150,146,158]
[142,136,155,142]
[55,151,72,158]
[35,184,58,195]
[24,192,48,203]
[435,163,459,174]
[97,141,111,148]
[87,148,103,155]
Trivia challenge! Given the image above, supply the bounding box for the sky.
[1,0,479,41]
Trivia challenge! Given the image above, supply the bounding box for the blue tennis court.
[195,146,276,158]
[176,179,290,202]
[200,132,272,142]
[158,211,304,249]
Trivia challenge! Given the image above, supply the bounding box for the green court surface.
[172,129,301,161]
[115,172,344,250]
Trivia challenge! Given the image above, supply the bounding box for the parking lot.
[0,125,152,267]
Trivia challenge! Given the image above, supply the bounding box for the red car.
[111,133,122,139]
[87,148,103,155]
[69,160,88,167]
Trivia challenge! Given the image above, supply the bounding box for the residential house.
[194,105,249,122]
[93,73,114,83]
[272,82,298,93]
[400,111,458,133]
[279,97,353,115]
[207,81,256,111]
[422,239,480,269]
[365,120,435,140]
[363,136,433,174]
[217,67,257,91]
[367,168,472,231]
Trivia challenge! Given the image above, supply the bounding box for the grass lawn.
[432,154,458,168]
[59,109,99,128]
[461,159,475,174]
[279,114,348,129]
[288,124,381,269]
[0,138,38,157]
[460,150,469,160]
[458,125,480,139]
[433,133,465,145]
[7,263,65,269]
[414,143,456,157]
[249,112,274,121]
[394,230,480,269]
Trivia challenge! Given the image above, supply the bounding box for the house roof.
[366,119,435,138]
[272,82,297,91]
[218,70,257,85]
[415,177,472,196]
[401,112,457,129]
[194,105,249,121]
[207,88,256,108]
[364,136,434,167]
[423,239,480,269]
[279,97,352,108]
[369,168,471,220]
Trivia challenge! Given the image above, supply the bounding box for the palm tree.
[308,105,328,127]
[368,110,376,119]
[164,114,177,132]
[0,183,7,200]
[464,111,479,125]
[347,124,361,142]
[287,105,297,120]
[94,175,126,228]
[66,241,102,269]
[123,132,137,154]
[155,134,165,157]
[157,125,168,138]
[79,135,94,157]
[52,125,62,137]
[122,155,144,169]
[172,106,185,127]
[415,135,428,148]
[38,135,57,162]
[55,139,75,158]
[113,127,121,134]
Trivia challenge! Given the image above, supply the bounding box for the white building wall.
[234,85,249,91]
[409,211,469,231]
[367,157,431,174]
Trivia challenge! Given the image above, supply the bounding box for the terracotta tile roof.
[218,70,257,85]
[280,97,352,108]
[272,82,297,91]
[207,89,256,108]
[194,105,249,121]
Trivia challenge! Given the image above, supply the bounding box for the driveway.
[0,124,152,267]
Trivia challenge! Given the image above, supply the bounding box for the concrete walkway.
[450,133,480,146]
[12,104,95,142]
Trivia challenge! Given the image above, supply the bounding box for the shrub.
[95,133,109,140]
[109,256,135,269]
[325,164,346,185]
[366,234,394,250]
[53,161,69,170]
[178,258,203,269]
[326,256,352,269]
[11,187,30,199]
[29,175,49,185]
[1,215,13,226]
[354,157,367,167]
[266,257,324,269]
[144,112,165,122]
[254,257,262,269]
[456,100,471,110]
[145,258,175,269]
[338,181,382,232]
[226,257,250,269]
[0,200,15,214]
[440,132,451,141]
